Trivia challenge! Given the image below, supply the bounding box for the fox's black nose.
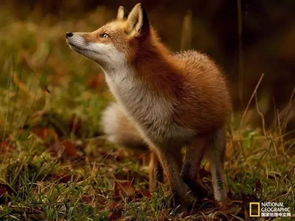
[66,32,73,38]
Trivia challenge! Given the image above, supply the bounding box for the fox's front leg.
[156,148,197,207]
[149,149,183,192]
[149,151,163,191]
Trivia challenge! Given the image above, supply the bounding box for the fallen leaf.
[50,141,64,158]
[31,127,58,143]
[158,208,170,221]
[50,140,79,158]
[0,184,8,197]
[0,183,13,197]
[81,194,96,204]
[0,141,13,153]
[52,174,72,183]
[114,180,136,200]
[87,74,105,89]
[108,202,123,220]
[62,140,78,157]
[137,189,151,198]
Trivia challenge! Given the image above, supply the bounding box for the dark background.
[2,0,295,133]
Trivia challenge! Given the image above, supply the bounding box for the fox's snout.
[65,32,73,38]
[66,2,152,68]
[66,29,127,69]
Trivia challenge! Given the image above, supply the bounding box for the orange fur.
[81,24,231,133]
[66,3,232,208]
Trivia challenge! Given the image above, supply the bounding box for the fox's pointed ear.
[117,6,127,20]
[126,3,149,37]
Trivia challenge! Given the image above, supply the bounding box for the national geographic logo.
[249,202,292,218]
[249,202,260,217]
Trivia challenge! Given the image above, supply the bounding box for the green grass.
[0,6,294,221]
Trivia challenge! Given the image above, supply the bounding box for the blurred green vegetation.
[0,5,113,138]
[0,1,294,220]
[2,0,294,129]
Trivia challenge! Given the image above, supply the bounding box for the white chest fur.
[104,64,195,147]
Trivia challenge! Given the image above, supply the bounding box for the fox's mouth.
[68,42,99,54]
[68,42,85,50]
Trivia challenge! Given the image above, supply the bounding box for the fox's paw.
[168,191,198,212]
[184,179,209,200]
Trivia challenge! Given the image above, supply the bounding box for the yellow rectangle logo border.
[249,202,260,217]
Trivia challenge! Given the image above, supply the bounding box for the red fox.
[66,3,231,207]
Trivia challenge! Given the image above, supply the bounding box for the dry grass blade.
[240,73,264,127]
[180,10,192,51]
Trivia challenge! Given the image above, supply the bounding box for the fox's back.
[172,50,231,133]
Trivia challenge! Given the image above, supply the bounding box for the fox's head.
[66,3,151,71]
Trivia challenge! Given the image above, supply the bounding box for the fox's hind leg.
[181,136,208,198]
[207,128,228,202]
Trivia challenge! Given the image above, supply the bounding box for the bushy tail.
[101,102,147,151]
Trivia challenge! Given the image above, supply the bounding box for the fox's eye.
[100,33,110,38]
